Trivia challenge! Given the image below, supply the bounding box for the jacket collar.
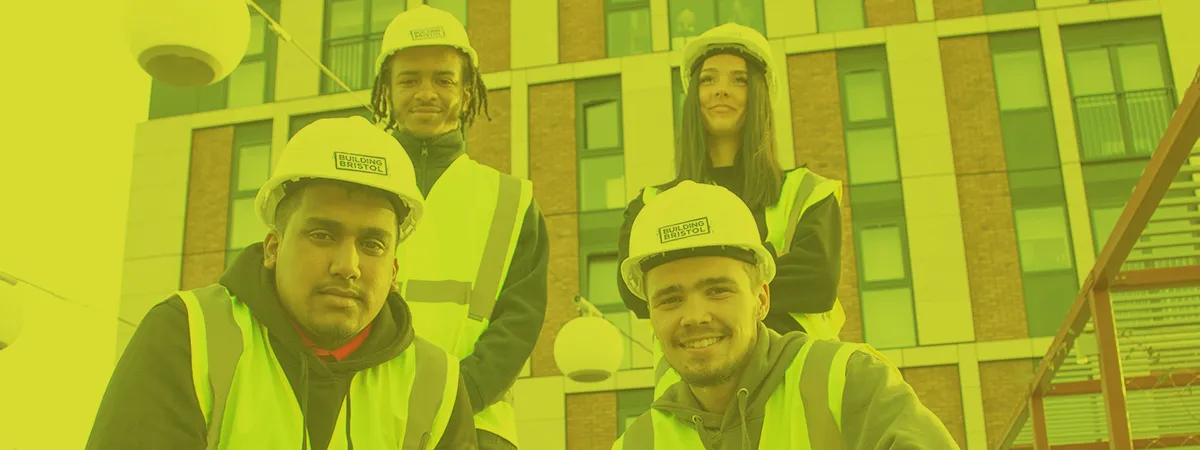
[392,128,466,168]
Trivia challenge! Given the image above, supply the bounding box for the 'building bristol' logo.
[334,152,388,176]
[658,217,711,244]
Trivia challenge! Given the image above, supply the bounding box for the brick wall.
[566,392,618,450]
[528,81,579,378]
[865,0,918,28]
[467,89,512,174]
[787,51,863,343]
[903,365,968,448]
[181,126,234,290]
[980,359,1036,448]
[559,0,606,63]
[933,0,984,20]
[941,35,1029,341]
[467,0,511,73]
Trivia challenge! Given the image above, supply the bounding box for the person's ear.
[391,257,400,293]
[263,230,281,270]
[758,282,770,320]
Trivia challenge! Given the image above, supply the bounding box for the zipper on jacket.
[420,145,429,196]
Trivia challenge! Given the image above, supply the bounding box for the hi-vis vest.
[396,154,534,445]
[178,284,459,450]
[643,168,846,398]
[613,339,864,450]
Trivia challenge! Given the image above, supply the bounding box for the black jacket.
[616,165,842,334]
[86,244,478,450]
[393,129,550,414]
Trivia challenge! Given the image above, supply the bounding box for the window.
[848,183,916,349]
[838,46,914,349]
[606,0,653,58]
[839,48,900,186]
[1014,207,1073,272]
[289,107,373,139]
[992,31,1061,173]
[668,0,766,49]
[1062,19,1176,161]
[616,389,654,435]
[815,0,864,33]
[983,0,1035,15]
[322,0,406,94]
[147,0,279,119]
[577,77,626,212]
[425,0,467,27]
[226,122,274,267]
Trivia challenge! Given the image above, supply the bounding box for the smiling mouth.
[679,336,727,349]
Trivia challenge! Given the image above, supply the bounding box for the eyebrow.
[394,70,459,78]
[700,68,749,75]
[303,217,394,242]
[650,276,738,302]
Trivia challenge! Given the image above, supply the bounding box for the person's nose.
[329,241,361,281]
[413,80,438,103]
[713,78,731,98]
[678,293,713,328]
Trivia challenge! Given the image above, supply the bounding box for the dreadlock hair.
[369,48,491,136]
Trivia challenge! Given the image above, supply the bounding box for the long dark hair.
[369,50,490,135]
[674,48,783,211]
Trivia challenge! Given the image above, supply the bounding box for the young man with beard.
[614,181,959,449]
[368,6,549,450]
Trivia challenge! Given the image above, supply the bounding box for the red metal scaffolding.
[996,66,1200,449]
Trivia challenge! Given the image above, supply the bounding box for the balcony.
[1075,88,1178,162]
[322,35,384,94]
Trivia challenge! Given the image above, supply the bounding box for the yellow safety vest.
[178,284,459,450]
[396,154,534,445]
[614,339,864,450]
[643,168,846,398]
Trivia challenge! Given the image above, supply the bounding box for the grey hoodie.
[627,323,960,450]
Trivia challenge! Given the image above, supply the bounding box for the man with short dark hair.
[87,117,478,450]
[614,181,959,449]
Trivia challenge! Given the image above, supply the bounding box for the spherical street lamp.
[122,0,251,87]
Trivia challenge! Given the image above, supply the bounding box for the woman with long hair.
[616,24,846,385]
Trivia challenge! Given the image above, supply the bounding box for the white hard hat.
[680,23,777,97]
[621,181,776,301]
[255,116,424,240]
[374,5,479,75]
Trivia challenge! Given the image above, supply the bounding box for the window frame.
[576,76,626,214]
[604,0,653,58]
[322,0,400,94]
[665,0,767,49]
[1062,20,1177,162]
[814,0,866,34]
[424,0,468,27]
[225,121,274,267]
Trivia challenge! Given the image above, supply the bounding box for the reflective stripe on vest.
[618,339,863,450]
[179,284,458,450]
[396,154,533,445]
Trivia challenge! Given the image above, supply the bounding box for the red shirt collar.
[290,321,373,362]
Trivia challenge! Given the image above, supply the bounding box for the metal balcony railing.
[1075,88,1178,162]
[321,35,384,94]
[998,65,1200,450]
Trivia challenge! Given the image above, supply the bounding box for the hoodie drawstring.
[300,358,310,450]
[737,388,751,450]
[345,390,355,450]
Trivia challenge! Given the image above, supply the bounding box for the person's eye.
[397,78,418,87]
[735,76,748,84]
[362,240,386,253]
[708,287,733,296]
[310,231,335,242]
[657,297,680,307]
[699,75,714,84]
[439,78,455,86]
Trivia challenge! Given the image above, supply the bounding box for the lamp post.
[553,295,626,383]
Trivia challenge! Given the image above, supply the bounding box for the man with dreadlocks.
[370,6,548,450]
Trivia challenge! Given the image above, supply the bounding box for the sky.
[0,0,150,447]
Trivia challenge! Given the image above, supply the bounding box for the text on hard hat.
[334,152,389,176]
[658,217,711,244]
